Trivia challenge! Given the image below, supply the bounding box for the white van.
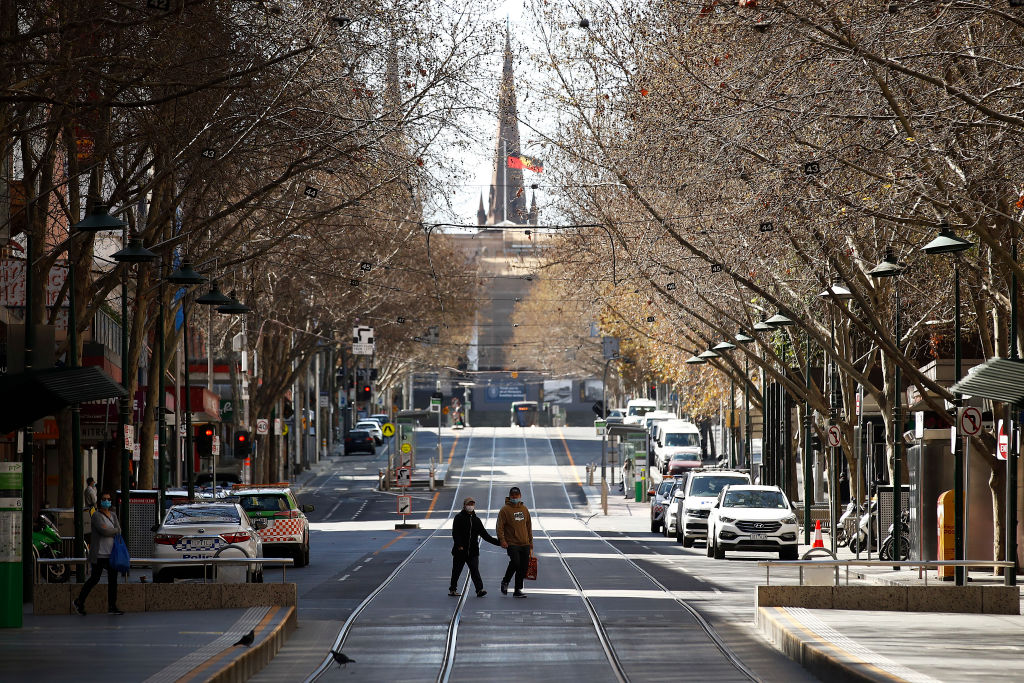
[623,398,658,425]
[652,420,701,473]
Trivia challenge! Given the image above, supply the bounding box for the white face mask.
[465,505,475,513]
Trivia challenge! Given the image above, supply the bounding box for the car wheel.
[780,546,798,561]
[713,539,725,560]
[706,535,715,558]
[651,519,660,534]
[293,542,308,568]
[153,569,173,583]
[682,536,694,548]
[302,542,310,567]
[662,521,670,537]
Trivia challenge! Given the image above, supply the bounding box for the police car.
[230,484,314,567]
[152,502,265,583]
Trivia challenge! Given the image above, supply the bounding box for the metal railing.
[757,559,1015,586]
[35,556,295,583]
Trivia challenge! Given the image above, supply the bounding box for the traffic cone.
[812,519,824,549]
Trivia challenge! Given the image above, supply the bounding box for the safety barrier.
[757,559,1014,586]
[35,556,295,583]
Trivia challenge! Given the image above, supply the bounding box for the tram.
[510,400,539,427]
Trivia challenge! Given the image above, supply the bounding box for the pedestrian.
[73,492,123,616]
[449,496,499,597]
[84,477,97,511]
[496,486,533,598]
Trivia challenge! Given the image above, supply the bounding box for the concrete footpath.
[585,481,1024,683]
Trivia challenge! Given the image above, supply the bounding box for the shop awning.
[950,358,1024,407]
[0,366,128,433]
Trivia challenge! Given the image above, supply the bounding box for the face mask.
[100,500,112,509]
[465,505,475,513]
[510,498,521,505]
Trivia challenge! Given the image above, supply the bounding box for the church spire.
[486,25,528,225]
[477,193,487,225]
[529,191,538,225]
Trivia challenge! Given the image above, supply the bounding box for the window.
[722,490,787,509]
[690,476,747,498]
[237,495,288,513]
[664,432,700,447]
[165,505,240,524]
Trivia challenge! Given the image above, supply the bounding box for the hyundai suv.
[677,470,750,547]
[707,485,799,560]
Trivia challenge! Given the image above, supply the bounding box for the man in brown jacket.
[496,486,533,598]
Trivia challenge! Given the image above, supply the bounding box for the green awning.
[0,366,128,433]
[950,358,1024,407]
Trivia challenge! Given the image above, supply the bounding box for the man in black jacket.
[450,496,500,597]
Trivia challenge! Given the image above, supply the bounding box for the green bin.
[635,480,644,502]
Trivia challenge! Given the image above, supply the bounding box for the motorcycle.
[835,500,860,548]
[847,499,878,554]
[32,513,69,583]
[880,510,912,562]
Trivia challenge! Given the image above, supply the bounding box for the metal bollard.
[429,462,435,491]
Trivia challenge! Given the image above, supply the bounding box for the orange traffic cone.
[812,519,824,548]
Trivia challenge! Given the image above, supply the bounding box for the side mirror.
[647,489,656,497]
[253,517,269,530]
[301,504,315,513]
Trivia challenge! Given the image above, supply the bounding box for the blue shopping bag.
[110,534,131,576]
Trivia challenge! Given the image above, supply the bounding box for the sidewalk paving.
[581,480,1024,683]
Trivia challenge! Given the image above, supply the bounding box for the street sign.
[959,406,982,436]
[400,442,411,454]
[179,424,186,438]
[256,419,269,435]
[352,325,375,355]
[395,466,411,488]
[429,397,441,413]
[998,420,1008,461]
[273,418,282,434]
[397,495,411,515]
[381,422,395,438]
[124,425,135,450]
[212,435,221,456]
[826,424,841,448]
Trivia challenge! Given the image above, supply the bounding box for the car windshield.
[658,481,674,496]
[165,505,240,525]
[664,432,700,447]
[350,430,370,437]
[235,495,289,513]
[671,453,700,462]
[628,405,655,416]
[356,423,377,430]
[723,490,788,509]
[690,476,747,498]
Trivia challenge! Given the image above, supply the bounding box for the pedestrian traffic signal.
[195,426,214,458]
[235,430,251,458]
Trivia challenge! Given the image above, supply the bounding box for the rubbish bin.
[635,480,643,502]
[594,419,606,436]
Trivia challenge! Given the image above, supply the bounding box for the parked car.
[344,429,376,455]
[356,420,384,445]
[676,470,751,547]
[662,474,692,538]
[650,476,686,534]
[605,409,625,425]
[666,451,702,476]
[368,413,391,427]
[706,485,799,560]
[230,485,314,567]
[623,398,658,425]
[652,420,702,473]
[153,502,265,583]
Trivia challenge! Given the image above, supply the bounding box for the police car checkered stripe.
[260,518,305,542]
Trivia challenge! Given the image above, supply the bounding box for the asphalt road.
[253,427,817,682]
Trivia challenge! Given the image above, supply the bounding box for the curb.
[177,605,297,683]
[756,606,909,683]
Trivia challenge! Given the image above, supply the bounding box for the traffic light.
[195,426,214,458]
[359,384,372,401]
[592,400,605,418]
[809,431,822,452]
[235,430,251,458]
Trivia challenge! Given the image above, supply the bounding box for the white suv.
[707,485,799,560]
[677,470,750,547]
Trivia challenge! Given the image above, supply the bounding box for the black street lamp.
[869,247,907,566]
[166,260,207,501]
[764,311,794,490]
[735,331,755,469]
[713,340,739,465]
[922,220,974,585]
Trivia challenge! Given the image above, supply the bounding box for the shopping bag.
[526,554,538,581]
[110,534,131,576]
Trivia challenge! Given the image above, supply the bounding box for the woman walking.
[73,492,123,615]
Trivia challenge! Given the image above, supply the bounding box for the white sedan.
[355,420,384,445]
[706,485,799,560]
[153,503,266,583]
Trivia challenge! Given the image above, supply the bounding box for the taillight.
[220,532,251,544]
[154,533,182,545]
[274,510,301,519]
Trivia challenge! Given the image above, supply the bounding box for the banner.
[507,155,544,173]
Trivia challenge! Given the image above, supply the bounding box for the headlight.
[782,515,798,525]
[718,516,736,524]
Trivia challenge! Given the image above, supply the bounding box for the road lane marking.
[446,433,460,466]
[556,429,584,487]
[424,491,440,518]
[337,574,350,582]
[373,531,408,555]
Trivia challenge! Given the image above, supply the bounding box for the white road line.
[337,574,350,582]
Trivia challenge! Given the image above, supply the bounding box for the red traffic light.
[204,427,214,437]
[237,433,248,443]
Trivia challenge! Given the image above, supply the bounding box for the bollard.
[429,462,435,491]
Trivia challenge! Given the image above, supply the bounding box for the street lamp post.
[922,222,974,585]
[713,340,737,467]
[601,355,632,515]
[1009,229,1020,587]
[869,247,906,566]
[765,312,794,492]
[735,331,755,470]
[166,260,207,501]
[820,278,854,553]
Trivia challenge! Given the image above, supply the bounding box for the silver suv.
[676,470,750,547]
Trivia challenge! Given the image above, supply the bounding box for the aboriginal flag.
[507,155,544,173]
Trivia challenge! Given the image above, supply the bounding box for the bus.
[510,401,539,427]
